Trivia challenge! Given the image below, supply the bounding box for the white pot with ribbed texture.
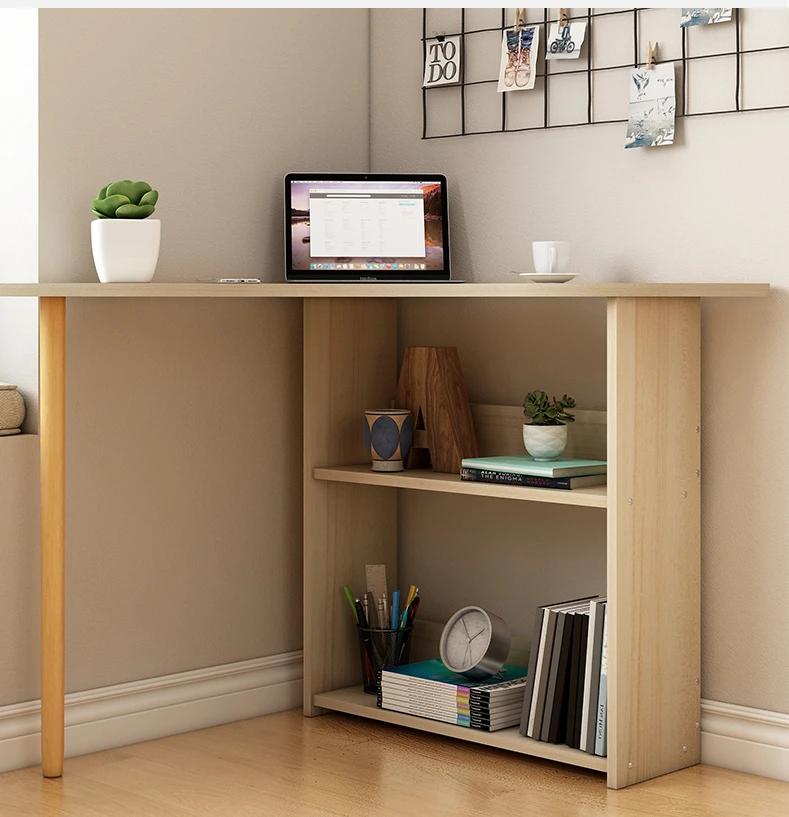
[523,424,567,461]
[91,219,160,283]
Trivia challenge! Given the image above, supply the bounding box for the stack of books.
[460,455,607,491]
[519,596,608,756]
[379,659,528,732]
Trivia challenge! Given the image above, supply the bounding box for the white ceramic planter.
[523,423,567,461]
[91,219,161,283]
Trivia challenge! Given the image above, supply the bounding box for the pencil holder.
[357,625,414,694]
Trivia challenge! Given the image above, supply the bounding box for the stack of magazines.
[460,455,607,491]
[378,659,528,731]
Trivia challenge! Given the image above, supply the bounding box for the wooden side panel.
[303,298,398,715]
[607,297,701,789]
[39,297,66,778]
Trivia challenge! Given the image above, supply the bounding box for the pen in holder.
[357,624,414,694]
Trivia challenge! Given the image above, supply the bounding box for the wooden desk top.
[0,282,770,298]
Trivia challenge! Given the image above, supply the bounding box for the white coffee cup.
[533,241,570,274]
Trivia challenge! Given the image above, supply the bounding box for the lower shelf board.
[312,685,607,774]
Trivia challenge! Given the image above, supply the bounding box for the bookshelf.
[302,287,767,790]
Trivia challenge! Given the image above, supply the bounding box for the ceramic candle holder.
[363,409,414,472]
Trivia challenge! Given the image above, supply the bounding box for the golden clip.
[647,41,659,69]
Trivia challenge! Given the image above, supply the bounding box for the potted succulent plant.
[522,390,576,460]
[91,180,160,283]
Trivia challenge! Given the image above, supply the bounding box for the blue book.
[461,455,607,478]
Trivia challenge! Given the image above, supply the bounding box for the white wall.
[372,8,789,713]
[0,9,38,431]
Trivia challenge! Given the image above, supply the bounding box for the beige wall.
[0,436,40,704]
[0,8,369,706]
[372,8,789,712]
[39,8,369,284]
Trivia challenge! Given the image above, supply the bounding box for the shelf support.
[39,297,66,778]
[607,297,701,789]
[302,298,398,715]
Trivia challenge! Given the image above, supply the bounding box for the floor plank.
[1,710,788,816]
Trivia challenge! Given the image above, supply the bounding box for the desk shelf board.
[313,685,607,773]
[0,282,771,298]
[313,464,607,509]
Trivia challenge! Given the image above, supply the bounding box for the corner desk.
[0,281,769,787]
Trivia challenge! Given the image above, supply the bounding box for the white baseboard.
[701,698,789,782]
[3,657,786,784]
[0,650,303,774]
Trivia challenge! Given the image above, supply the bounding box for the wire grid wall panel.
[421,7,789,139]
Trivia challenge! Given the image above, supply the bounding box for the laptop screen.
[285,173,449,281]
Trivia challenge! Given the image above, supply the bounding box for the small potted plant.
[91,180,160,283]
[522,390,576,460]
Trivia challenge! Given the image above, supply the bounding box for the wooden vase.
[394,346,478,473]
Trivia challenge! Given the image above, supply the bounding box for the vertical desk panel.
[303,298,398,714]
[607,297,701,788]
[39,297,66,778]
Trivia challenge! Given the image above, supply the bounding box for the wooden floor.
[2,710,788,816]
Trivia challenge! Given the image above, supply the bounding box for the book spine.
[565,611,583,747]
[461,468,574,489]
[579,603,596,750]
[572,613,589,749]
[471,718,522,732]
[595,605,608,757]
[541,611,568,741]
[380,694,465,712]
[530,610,558,737]
[519,607,546,736]
[583,599,606,753]
[546,611,575,743]
[381,702,471,727]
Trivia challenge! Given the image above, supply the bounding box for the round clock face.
[440,607,492,673]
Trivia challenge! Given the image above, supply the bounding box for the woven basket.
[0,383,25,431]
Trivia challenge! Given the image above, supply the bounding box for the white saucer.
[513,272,579,284]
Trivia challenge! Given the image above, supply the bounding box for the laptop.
[285,172,454,282]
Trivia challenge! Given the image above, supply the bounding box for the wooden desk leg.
[39,297,66,778]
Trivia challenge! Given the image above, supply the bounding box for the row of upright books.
[378,660,529,731]
[460,455,607,491]
[519,596,608,756]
